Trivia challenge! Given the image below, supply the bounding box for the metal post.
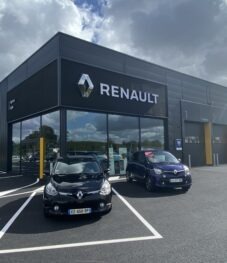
[216,153,219,166]
[213,153,216,166]
[50,162,54,175]
[188,154,191,168]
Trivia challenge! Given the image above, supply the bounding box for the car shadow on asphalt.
[0,194,102,235]
[112,181,187,198]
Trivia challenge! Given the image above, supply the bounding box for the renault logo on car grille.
[76,191,83,200]
[78,74,94,98]
[174,170,178,175]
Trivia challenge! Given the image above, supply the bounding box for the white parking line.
[0,185,162,254]
[0,192,37,240]
[0,186,43,240]
[108,176,126,182]
[0,179,39,197]
[0,236,159,254]
[112,187,162,238]
[0,186,44,199]
[0,175,23,179]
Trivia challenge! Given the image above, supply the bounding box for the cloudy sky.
[1,0,227,86]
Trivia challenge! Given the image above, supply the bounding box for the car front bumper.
[154,175,192,189]
[43,192,112,216]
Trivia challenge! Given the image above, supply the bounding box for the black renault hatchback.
[43,156,112,217]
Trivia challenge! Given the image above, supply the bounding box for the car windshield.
[54,161,101,177]
[145,151,179,164]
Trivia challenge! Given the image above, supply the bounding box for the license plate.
[170,178,183,183]
[68,208,92,215]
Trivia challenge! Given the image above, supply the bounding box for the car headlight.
[100,180,111,196]
[154,168,162,175]
[45,182,58,196]
[183,165,190,176]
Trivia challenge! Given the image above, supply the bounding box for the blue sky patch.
[74,0,107,16]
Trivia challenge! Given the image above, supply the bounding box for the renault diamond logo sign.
[78,74,94,98]
[76,191,83,200]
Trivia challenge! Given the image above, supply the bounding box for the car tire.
[126,171,133,183]
[145,176,155,192]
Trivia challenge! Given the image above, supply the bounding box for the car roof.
[67,151,99,155]
[57,156,97,162]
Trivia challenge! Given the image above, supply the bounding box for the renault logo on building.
[78,74,94,98]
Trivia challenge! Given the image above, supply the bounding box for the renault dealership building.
[0,32,227,174]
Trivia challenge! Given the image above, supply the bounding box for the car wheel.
[145,176,155,192]
[126,171,133,183]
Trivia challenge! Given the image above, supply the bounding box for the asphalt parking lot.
[0,166,227,263]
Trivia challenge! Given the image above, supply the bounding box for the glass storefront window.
[67,110,108,169]
[12,122,21,173]
[108,114,139,175]
[10,109,165,176]
[140,118,164,150]
[41,111,60,161]
[21,117,40,175]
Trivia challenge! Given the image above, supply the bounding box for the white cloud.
[97,0,227,86]
[0,0,101,81]
[1,0,227,87]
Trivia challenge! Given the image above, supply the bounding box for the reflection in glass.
[67,111,108,168]
[140,118,164,150]
[21,117,40,175]
[12,122,21,173]
[108,114,139,175]
[41,111,60,161]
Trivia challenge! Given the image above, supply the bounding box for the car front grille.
[163,170,185,177]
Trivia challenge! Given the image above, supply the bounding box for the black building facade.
[1,32,227,174]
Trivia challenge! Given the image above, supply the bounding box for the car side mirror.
[104,168,110,175]
[178,158,181,162]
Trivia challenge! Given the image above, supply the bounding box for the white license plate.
[170,178,183,183]
[68,208,92,215]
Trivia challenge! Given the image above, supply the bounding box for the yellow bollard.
[39,137,45,180]
[204,123,212,165]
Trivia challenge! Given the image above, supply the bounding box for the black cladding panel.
[0,79,8,171]
[7,61,58,122]
[61,59,167,117]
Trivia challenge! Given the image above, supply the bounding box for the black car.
[126,150,192,192]
[43,156,112,217]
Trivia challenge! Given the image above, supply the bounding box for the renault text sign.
[100,83,159,104]
[62,60,167,117]
[78,74,159,104]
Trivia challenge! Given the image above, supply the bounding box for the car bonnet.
[52,177,104,193]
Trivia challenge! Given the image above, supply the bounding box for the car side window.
[132,152,139,162]
[138,152,145,163]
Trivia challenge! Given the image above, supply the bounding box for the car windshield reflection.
[146,151,179,164]
[54,161,101,175]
